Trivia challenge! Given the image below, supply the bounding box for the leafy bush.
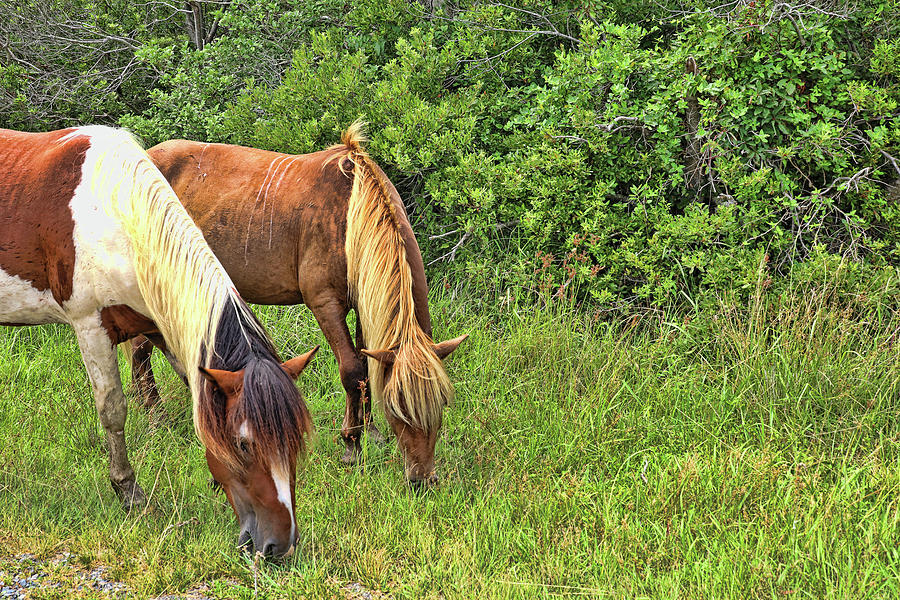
[5,0,899,310]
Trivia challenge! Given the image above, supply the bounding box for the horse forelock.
[341,125,453,432]
[198,300,311,471]
[376,333,454,433]
[199,358,310,472]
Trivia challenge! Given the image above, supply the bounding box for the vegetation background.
[2,0,900,598]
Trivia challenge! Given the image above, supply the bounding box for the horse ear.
[360,348,396,366]
[433,334,468,360]
[199,366,245,398]
[281,345,319,380]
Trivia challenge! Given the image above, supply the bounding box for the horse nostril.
[261,541,295,559]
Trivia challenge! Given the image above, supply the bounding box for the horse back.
[148,141,352,306]
[148,138,433,332]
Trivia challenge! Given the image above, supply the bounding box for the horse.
[0,126,318,557]
[130,123,466,486]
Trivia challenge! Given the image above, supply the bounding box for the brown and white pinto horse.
[131,124,466,485]
[0,126,316,557]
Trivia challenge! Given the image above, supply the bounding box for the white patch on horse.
[239,420,252,440]
[270,461,295,542]
[65,127,150,320]
[0,268,65,324]
[0,126,148,328]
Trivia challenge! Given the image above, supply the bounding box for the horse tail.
[340,123,453,432]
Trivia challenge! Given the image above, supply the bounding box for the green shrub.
[7,0,899,311]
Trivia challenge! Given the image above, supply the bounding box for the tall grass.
[1,273,899,598]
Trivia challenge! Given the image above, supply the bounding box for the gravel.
[0,553,213,599]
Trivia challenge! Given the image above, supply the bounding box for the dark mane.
[199,298,311,469]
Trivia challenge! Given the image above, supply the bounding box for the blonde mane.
[340,122,454,432]
[65,126,265,441]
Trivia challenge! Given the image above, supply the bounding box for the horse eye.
[238,439,250,454]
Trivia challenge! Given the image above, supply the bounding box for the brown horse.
[0,126,316,557]
[131,124,466,485]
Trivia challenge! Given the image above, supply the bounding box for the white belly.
[0,267,66,324]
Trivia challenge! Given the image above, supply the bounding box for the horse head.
[199,346,318,557]
[362,334,467,488]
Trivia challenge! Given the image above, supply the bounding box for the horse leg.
[355,316,385,444]
[164,349,190,388]
[129,335,160,408]
[144,332,190,388]
[73,316,147,511]
[307,297,369,465]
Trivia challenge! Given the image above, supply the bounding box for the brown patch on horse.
[99,304,160,346]
[0,128,87,303]
[148,139,355,306]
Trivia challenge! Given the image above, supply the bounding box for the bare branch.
[881,151,900,178]
[429,221,520,265]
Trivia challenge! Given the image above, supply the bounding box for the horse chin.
[407,471,439,492]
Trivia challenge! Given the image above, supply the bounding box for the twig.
[428,220,519,265]
[881,150,900,177]
[550,134,591,144]
[596,116,646,134]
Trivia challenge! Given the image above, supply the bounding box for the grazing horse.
[0,126,317,557]
[131,124,466,485]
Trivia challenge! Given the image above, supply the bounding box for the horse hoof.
[138,389,161,410]
[340,444,360,465]
[113,480,147,512]
[365,422,386,445]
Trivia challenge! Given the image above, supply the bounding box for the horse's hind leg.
[130,333,189,406]
[74,316,147,511]
[129,335,160,408]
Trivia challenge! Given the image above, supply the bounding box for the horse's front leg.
[355,316,385,444]
[307,297,381,465]
[73,315,147,511]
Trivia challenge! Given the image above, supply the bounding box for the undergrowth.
[0,267,899,598]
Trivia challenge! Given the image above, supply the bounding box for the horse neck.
[344,156,431,351]
[343,155,453,431]
[205,298,278,371]
[84,128,239,399]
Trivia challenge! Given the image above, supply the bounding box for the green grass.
[1,280,900,599]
